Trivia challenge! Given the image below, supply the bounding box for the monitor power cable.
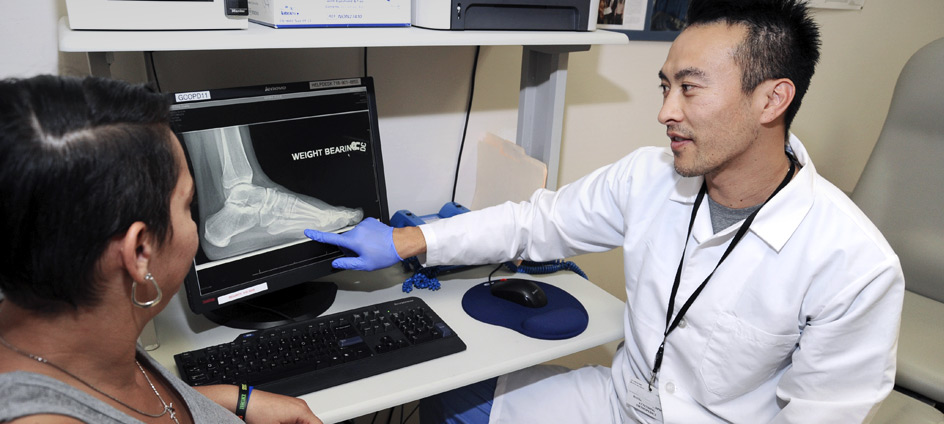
[147,51,163,93]
[450,45,481,203]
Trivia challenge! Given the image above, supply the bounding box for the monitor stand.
[204,282,338,330]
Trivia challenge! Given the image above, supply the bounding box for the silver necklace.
[0,333,180,423]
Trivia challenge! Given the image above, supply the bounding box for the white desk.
[149,266,625,424]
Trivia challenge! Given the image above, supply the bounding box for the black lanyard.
[648,158,796,390]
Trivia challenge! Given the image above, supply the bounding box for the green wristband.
[235,383,253,421]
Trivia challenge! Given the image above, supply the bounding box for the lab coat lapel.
[664,135,816,250]
[749,145,816,253]
[669,175,718,245]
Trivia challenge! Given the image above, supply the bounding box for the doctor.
[305,0,904,422]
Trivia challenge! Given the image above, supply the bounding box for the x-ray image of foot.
[204,184,362,247]
[184,126,363,261]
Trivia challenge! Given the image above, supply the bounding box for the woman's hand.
[245,389,322,424]
[196,385,322,424]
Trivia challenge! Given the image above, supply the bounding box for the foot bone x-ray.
[186,126,363,261]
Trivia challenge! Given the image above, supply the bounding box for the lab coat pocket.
[698,312,799,400]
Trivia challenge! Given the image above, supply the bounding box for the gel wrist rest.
[462,280,588,340]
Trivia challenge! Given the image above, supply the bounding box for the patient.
[0,75,322,424]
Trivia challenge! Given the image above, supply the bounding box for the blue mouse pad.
[462,280,588,340]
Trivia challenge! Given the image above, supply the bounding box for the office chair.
[852,37,944,422]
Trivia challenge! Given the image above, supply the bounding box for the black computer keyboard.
[174,296,466,397]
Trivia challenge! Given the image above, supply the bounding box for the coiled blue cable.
[502,259,588,280]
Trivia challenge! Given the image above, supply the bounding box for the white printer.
[413,0,597,31]
[65,0,249,30]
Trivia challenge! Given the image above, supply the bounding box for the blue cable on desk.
[400,257,588,293]
[392,202,588,291]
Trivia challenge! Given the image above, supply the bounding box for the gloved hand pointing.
[304,217,403,271]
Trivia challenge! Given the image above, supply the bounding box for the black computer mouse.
[489,278,548,308]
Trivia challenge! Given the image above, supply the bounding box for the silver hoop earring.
[132,272,163,309]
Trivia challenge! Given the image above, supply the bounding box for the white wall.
[0,1,61,77]
[0,1,87,77]
[2,0,943,364]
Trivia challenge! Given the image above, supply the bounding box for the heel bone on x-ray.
[187,126,363,261]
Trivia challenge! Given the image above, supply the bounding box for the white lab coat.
[421,136,904,423]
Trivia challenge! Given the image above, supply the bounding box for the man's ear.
[758,78,796,125]
[119,222,153,283]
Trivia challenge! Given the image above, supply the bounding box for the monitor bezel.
[168,77,389,319]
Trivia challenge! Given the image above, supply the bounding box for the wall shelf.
[58,16,628,191]
[58,17,628,52]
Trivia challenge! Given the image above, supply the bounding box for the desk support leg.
[86,52,158,89]
[87,52,114,78]
[517,45,589,191]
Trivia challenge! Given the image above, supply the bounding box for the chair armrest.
[896,290,944,403]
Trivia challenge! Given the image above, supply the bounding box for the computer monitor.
[168,77,388,330]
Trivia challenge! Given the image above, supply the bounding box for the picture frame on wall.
[596,0,691,42]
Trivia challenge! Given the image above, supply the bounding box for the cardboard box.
[249,0,410,28]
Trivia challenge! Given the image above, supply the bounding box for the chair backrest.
[851,37,944,302]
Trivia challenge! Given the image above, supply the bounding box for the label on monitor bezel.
[309,78,361,90]
[218,282,269,305]
[175,91,212,103]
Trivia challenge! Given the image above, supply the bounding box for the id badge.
[627,377,664,422]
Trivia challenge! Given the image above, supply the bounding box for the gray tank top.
[0,347,241,423]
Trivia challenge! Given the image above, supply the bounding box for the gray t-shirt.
[706,149,798,234]
[707,195,762,234]
[0,347,241,423]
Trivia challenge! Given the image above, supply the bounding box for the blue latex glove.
[304,217,403,271]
